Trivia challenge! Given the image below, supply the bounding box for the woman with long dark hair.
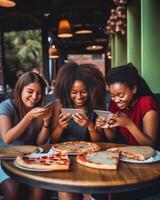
[96,63,160,147]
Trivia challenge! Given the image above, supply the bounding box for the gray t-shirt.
[0,99,40,147]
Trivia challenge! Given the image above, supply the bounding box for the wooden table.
[2,143,160,195]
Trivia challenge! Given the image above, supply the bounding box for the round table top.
[2,143,160,194]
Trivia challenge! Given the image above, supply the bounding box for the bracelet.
[43,124,49,128]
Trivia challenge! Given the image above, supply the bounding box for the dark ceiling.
[0,0,115,54]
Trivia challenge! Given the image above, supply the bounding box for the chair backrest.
[0,94,7,103]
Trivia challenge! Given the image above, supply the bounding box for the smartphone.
[61,108,83,116]
[93,110,113,120]
[43,102,53,108]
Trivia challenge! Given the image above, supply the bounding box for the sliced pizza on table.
[76,151,120,170]
[52,141,101,155]
[106,146,156,161]
[15,152,70,171]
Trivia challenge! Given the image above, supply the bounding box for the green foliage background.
[3,29,42,88]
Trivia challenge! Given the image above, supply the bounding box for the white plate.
[13,161,53,172]
[120,150,160,163]
[36,147,44,154]
[13,153,56,172]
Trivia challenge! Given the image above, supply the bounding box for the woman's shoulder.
[0,98,13,107]
[0,99,15,114]
[137,96,158,112]
[138,96,157,105]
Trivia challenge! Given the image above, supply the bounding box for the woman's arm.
[0,107,51,144]
[109,110,159,147]
[126,110,158,146]
[50,101,70,142]
[87,120,103,142]
[51,125,64,142]
[0,113,32,144]
[96,116,116,141]
[36,108,53,145]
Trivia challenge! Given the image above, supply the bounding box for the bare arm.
[109,110,159,147]
[50,101,66,142]
[0,107,52,145]
[36,107,53,145]
[87,120,103,142]
[0,114,32,144]
[96,116,116,141]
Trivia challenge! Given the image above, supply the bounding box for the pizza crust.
[0,145,38,158]
[76,151,119,170]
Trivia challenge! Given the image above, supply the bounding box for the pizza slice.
[73,141,101,153]
[52,141,80,154]
[107,146,156,161]
[76,151,119,170]
[0,145,38,158]
[15,152,70,171]
[52,141,101,155]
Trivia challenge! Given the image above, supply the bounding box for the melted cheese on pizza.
[85,152,119,165]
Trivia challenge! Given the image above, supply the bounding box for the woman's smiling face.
[108,83,137,109]
[70,80,88,108]
[21,83,43,108]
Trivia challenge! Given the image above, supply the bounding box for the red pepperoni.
[41,156,48,159]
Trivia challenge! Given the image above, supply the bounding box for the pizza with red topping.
[52,141,101,155]
[106,146,156,161]
[76,151,119,170]
[15,152,70,171]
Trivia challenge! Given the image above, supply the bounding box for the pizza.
[106,146,156,161]
[76,151,119,170]
[52,141,101,155]
[0,145,38,158]
[15,152,70,171]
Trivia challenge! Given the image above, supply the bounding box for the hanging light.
[49,45,59,59]
[75,29,93,35]
[58,19,73,38]
[0,0,16,7]
[86,45,103,51]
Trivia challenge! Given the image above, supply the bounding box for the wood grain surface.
[2,143,160,193]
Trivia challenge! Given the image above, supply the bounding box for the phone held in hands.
[93,110,115,125]
[61,108,83,116]
[93,110,113,119]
